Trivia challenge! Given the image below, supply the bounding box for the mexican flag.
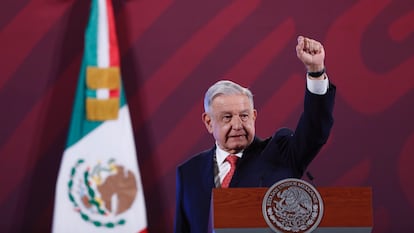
[52,0,148,232]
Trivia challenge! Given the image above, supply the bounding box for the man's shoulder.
[247,128,294,153]
[252,128,293,145]
[178,148,214,169]
[274,127,294,138]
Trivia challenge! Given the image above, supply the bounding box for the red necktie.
[221,155,238,188]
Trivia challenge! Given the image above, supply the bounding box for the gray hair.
[203,80,254,113]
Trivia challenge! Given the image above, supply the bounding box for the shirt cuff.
[306,74,329,95]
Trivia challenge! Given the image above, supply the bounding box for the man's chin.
[227,141,249,151]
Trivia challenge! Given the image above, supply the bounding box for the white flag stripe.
[96,88,110,99]
[97,0,109,67]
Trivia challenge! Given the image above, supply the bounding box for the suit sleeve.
[278,82,336,176]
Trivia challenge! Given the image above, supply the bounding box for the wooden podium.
[212,187,373,233]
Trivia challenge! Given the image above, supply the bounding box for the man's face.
[202,94,257,154]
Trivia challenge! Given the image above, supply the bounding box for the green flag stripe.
[65,0,103,148]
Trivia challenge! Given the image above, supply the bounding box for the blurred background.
[0,0,413,232]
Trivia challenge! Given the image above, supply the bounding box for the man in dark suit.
[174,36,335,233]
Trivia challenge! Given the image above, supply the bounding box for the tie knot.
[226,154,238,165]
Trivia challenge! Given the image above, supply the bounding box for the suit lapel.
[202,148,216,192]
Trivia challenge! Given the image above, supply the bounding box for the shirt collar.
[215,142,243,165]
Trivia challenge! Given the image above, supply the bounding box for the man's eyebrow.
[218,109,250,115]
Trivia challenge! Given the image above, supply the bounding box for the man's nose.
[231,116,243,130]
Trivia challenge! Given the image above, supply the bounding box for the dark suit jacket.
[174,84,336,233]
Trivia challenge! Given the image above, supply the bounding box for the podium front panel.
[212,187,372,233]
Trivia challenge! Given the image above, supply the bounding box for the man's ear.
[202,112,213,133]
[253,109,257,121]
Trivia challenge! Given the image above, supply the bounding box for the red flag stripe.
[106,0,120,67]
